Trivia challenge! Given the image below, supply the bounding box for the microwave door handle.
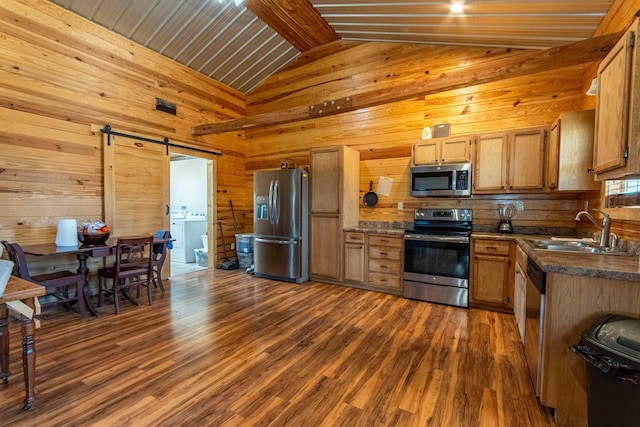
[405,235,469,244]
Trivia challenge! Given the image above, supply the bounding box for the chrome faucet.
[574,209,612,248]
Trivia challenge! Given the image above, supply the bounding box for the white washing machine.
[170,211,207,263]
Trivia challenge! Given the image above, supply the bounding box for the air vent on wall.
[156,98,177,115]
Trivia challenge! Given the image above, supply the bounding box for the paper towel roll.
[55,219,78,247]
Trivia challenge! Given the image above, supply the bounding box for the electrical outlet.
[515,201,525,211]
[230,242,235,250]
[398,202,403,210]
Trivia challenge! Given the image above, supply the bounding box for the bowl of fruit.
[78,221,110,246]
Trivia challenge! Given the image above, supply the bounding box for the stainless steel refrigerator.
[253,168,309,283]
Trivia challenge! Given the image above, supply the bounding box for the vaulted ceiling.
[49,0,614,94]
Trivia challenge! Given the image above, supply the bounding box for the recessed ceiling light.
[450,3,464,13]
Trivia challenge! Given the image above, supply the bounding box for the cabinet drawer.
[369,234,402,248]
[368,258,401,274]
[473,239,511,256]
[369,245,402,261]
[368,272,401,289]
[344,231,365,244]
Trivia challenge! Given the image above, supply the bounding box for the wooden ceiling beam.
[191,32,622,136]
[244,0,339,52]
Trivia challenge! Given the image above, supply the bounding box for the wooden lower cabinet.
[310,214,341,280]
[343,232,365,283]
[470,238,515,311]
[340,231,403,293]
[513,260,527,344]
[367,234,403,292]
[541,273,640,426]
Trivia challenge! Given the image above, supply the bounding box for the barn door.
[102,131,169,239]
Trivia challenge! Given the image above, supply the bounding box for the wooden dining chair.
[1,241,88,318]
[97,236,154,314]
[151,230,171,294]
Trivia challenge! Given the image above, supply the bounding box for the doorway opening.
[169,153,213,276]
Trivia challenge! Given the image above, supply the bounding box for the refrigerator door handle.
[273,180,280,224]
[255,238,298,245]
[268,180,275,224]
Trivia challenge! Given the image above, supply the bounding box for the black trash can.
[571,314,640,427]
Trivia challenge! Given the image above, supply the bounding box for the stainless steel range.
[403,208,472,307]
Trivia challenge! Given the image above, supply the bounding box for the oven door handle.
[404,234,469,244]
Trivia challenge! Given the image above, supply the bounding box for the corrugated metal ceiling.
[48,0,613,94]
[312,0,613,49]
[49,0,300,94]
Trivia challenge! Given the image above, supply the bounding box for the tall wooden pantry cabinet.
[309,146,360,281]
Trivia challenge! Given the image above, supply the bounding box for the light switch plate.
[515,201,525,211]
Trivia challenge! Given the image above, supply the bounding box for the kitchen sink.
[529,239,593,248]
[525,239,633,256]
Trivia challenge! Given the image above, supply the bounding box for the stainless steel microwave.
[410,163,471,197]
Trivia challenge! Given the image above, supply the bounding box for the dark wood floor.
[1,269,555,426]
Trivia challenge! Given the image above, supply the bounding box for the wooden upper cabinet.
[310,148,341,213]
[547,110,600,191]
[442,137,471,163]
[413,136,470,165]
[473,133,508,192]
[473,128,547,193]
[413,139,439,165]
[509,128,546,191]
[309,145,360,223]
[593,19,640,180]
[547,122,560,189]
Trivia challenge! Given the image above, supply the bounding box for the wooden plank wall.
[0,0,247,268]
[245,43,593,231]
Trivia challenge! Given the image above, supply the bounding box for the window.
[605,179,640,207]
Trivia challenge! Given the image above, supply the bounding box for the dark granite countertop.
[473,232,640,282]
